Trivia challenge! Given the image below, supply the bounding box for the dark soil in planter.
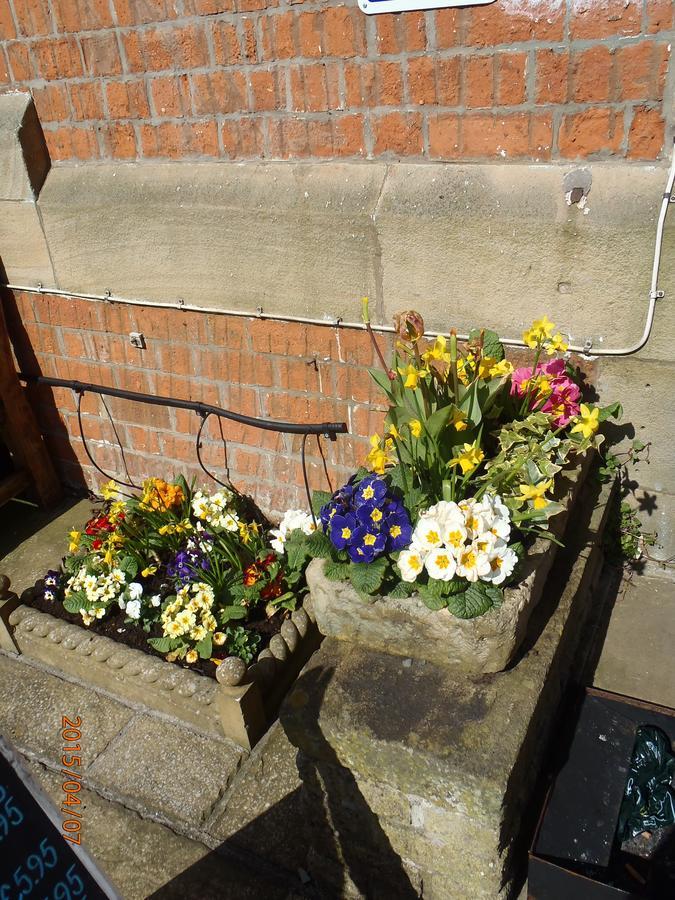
[28,588,284,680]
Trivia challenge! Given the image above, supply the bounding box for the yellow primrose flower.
[141,565,157,578]
[570,404,600,440]
[100,480,119,501]
[519,479,554,510]
[536,377,553,398]
[397,363,426,389]
[185,650,198,664]
[409,419,422,438]
[546,332,568,355]
[450,409,468,432]
[213,632,226,646]
[68,531,81,553]
[489,359,514,378]
[448,442,485,476]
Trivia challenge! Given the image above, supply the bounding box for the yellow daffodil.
[141,565,157,578]
[397,363,427,389]
[158,519,193,536]
[456,358,470,386]
[450,408,469,432]
[103,548,116,567]
[546,332,569,355]
[523,315,556,348]
[366,434,394,475]
[489,359,514,378]
[68,530,81,553]
[519,479,553,509]
[388,423,400,440]
[100,480,119,501]
[422,335,451,367]
[476,356,497,380]
[570,404,600,440]
[448,442,484,476]
[409,419,422,438]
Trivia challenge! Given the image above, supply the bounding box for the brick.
[237,0,276,11]
[62,331,87,358]
[185,0,234,12]
[53,0,112,31]
[122,24,208,73]
[571,45,614,103]
[0,1,16,40]
[646,0,673,32]
[100,122,136,159]
[291,63,328,111]
[32,83,69,122]
[346,60,403,107]
[332,113,364,156]
[558,108,624,158]
[435,9,459,50]
[0,49,10,82]
[570,0,640,39]
[192,71,247,115]
[6,42,35,80]
[372,111,422,156]
[297,11,322,58]
[462,112,530,158]
[220,117,265,157]
[69,81,104,121]
[535,48,569,104]
[428,112,460,159]
[80,32,121,76]
[307,119,333,157]
[12,0,51,36]
[251,67,283,112]
[140,121,218,158]
[465,55,493,108]
[149,74,191,117]
[323,7,366,59]
[496,51,527,106]
[375,12,425,54]
[242,18,257,62]
[407,55,436,105]
[44,126,99,161]
[263,11,295,60]
[270,117,310,159]
[627,106,665,160]
[34,36,83,79]
[467,0,563,46]
[105,79,149,119]
[436,57,460,106]
[113,0,179,26]
[531,111,553,160]
[616,41,668,101]
[212,20,241,64]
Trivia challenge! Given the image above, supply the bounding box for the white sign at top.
[360,0,494,15]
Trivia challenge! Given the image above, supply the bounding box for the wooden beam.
[0,469,30,508]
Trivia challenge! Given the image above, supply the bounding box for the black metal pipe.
[19,374,349,438]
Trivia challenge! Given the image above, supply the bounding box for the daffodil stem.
[520,344,543,416]
[450,330,459,400]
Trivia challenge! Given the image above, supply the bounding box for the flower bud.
[393,310,425,343]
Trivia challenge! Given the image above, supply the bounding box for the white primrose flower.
[150,594,162,608]
[126,599,142,619]
[397,548,426,583]
[118,597,126,610]
[413,518,444,550]
[421,500,464,530]
[270,509,316,553]
[424,548,457,582]
[128,582,143,601]
[456,544,492,582]
[442,522,468,557]
[483,546,518,586]
[476,493,511,541]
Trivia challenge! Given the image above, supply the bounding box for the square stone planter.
[0,575,320,749]
[306,457,592,675]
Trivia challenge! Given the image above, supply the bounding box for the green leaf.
[148,636,177,654]
[369,368,395,402]
[120,556,138,580]
[447,583,501,619]
[469,328,505,362]
[285,533,310,571]
[195,634,213,659]
[324,559,350,581]
[63,555,82,574]
[348,558,387,595]
[423,404,456,440]
[598,401,623,422]
[220,605,248,622]
[311,490,332,518]
[631,439,646,452]
[417,579,447,610]
[307,529,334,560]
[63,594,86,615]
[388,580,416,599]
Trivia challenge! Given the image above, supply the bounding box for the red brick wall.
[5,289,385,513]
[0,0,672,162]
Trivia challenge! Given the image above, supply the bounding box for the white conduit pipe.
[5,144,674,359]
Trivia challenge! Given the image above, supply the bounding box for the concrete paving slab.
[0,651,133,765]
[593,575,675,709]
[0,497,92,595]
[23,757,295,900]
[87,713,245,827]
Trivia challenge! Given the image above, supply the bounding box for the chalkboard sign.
[0,736,118,900]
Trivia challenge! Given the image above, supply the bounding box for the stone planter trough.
[0,575,320,749]
[307,456,591,674]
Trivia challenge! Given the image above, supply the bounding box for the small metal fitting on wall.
[563,169,592,210]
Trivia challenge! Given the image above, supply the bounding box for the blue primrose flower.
[329,513,358,550]
[384,509,412,551]
[346,527,387,564]
[354,475,388,508]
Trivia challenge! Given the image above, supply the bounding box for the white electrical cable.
[4,144,673,358]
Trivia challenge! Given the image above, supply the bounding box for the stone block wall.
[0,0,673,163]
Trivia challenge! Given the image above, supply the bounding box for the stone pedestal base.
[281,477,614,899]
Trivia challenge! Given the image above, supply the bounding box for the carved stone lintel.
[0,574,20,653]
[216,681,266,751]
